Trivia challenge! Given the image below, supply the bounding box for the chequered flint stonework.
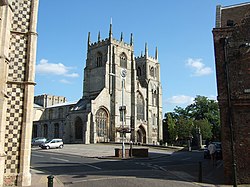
[4,0,31,174]
[4,84,24,173]
[11,0,31,33]
[8,34,27,82]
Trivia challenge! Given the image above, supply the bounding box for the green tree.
[193,119,213,140]
[166,95,221,143]
[167,113,177,143]
[176,116,193,140]
[185,95,220,140]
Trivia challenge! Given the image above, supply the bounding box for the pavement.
[29,143,250,187]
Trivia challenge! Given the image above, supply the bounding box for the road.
[31,144,223,187]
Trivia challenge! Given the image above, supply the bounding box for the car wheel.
[46,146,50,149]
[59,145,63,149]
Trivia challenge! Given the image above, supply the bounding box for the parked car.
[204,141,222,160]
[31,137,47,147]
[40,138,63,149]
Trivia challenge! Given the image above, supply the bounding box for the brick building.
[213,2,250,184]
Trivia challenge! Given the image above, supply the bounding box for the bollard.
[198,161,202,182]
[47,175,54,187]
[130,141,133,157]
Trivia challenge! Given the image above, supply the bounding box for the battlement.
[88,37,133,50]
[135,55,158,62]
[89,38,109,49]
[112,38,133,49]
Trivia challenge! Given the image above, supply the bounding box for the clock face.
[121,69,127,78]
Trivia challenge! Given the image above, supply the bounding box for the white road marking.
[51,157,69,162]
[81,163,101,170]
[32,154,44,158]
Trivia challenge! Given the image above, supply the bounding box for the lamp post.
[224,37,237,187]
[120,68,127,158]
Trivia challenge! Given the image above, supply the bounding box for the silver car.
[31,137,46,147]
[40,138,63,149]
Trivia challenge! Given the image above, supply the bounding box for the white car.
[40,138,63,149]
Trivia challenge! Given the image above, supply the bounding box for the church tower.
[135,44,163,143]
[73,24,162,144]
[82,23,136,142]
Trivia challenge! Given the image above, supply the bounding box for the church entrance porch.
[74,117,83,143]
[136,125,146,143]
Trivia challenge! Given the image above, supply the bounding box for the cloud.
[207,95,217,101]
[59,79,72,84]
[166,95,194,105]
[36,59,79,77]
[186,58,212,76]
[64,73,79,78]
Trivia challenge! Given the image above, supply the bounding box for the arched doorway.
[75,117,83,140]
[96,108,109,142]
[43,124,48,138]
[137,126,146,143]
[54,123,59,138]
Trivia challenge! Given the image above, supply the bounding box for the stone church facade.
[213,2,250,184]
[34,24,163,145]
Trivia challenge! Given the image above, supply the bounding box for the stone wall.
[0,0,39,186]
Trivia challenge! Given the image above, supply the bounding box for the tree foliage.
[164,95,221,144]
[166,113,177,143]
[176,116,193,140]
[193,119,212,140]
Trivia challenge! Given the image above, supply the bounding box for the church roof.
[46,101,77,108]
[71,99,88,111]
[34,103,43,108]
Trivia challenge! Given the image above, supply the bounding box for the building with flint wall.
[0,0,39,186]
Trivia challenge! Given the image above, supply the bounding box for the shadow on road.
[32,146,225,186]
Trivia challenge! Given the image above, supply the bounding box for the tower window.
[97,52,103,67]
[150,67,154,77]
[137,92,145,120]
[137,66,141,76]
[120,53,127,68]
[152,90,157,106]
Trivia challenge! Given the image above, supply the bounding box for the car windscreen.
[45,139,52,143]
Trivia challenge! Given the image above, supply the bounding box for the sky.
[35,0,246,114]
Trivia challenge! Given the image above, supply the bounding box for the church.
[33,24,163,144]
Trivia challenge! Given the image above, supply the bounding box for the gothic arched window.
[137,92,145,120]
[43,124,48,138]
[96,52,103,67]
[150,66,154,77]
[137,66,141,76]
[152,90,157,106]
[75,117,83,140]
[120,52,127,68]
[49,109,53,119]
[154,67,157,77]
[96,108,108,138]
[54,123,59,138]
[59,108,63,118]
[152,114,156,126]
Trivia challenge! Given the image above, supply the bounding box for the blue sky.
[35,0,246,114]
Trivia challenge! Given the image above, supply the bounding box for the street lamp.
[120,68,127,158]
